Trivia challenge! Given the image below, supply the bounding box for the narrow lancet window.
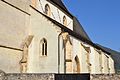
[45,4,51,16]
[63,16,67,26]
[40,38,47,56]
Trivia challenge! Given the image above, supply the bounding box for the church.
[0,0,119,74]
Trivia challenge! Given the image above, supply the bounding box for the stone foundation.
[91,74,120,80]
[0,71,54,80]
[0,70,120,80]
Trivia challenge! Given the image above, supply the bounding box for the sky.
[63,0,120,52]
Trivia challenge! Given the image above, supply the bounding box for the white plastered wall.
[0,0,29,49]
[80,44,89,73]
[27,7,64,73]
[0,0,29,73]
[93,49,101,74]
[72,37,90,73]
[90,48,103,74]
[72,37,81,73]
[109,55,115,73]
[101,52,109,74]
[89,47,96,74]
[0,47,22,73]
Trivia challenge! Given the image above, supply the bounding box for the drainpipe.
[58,31,66,73]
[64,40,66,74]
[58,32,62,74]
[58,32,67,74]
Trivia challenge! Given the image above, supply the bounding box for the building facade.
[0,0,115,74]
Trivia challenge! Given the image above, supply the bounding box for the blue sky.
[63,0,120,52]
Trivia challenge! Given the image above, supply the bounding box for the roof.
[96,44,120,55]
[96,44,120,73]
[47,0,73,18]
[73,17,91,42]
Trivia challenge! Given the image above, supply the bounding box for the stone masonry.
[91,74,120,80]
[0,70,54,80]
[0,70,120,80]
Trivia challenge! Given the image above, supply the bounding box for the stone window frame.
[63,16,67,26]
[73,55,80,73]
[40,38,47,56]
[44,4,51,16]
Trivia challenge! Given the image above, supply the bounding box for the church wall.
[81,45,89,73]
[93,49,101,74]
[89,47,96,74]
[101,52,109,74]
[89,48,103,74]
[72,38,81,73]
[2,0,30,14]
[71,38,115,74]
[72,38,80,59]
[34,0,73,30]
[0,0,29,49]
[65,35,73,73]
[90,48,115,74]
[27,7,63,73]
[102,54,115,74]
[72,37,95,74]
[0,47,22,73]
[72,38,90,73]
[59,36,65,73]
[80,43,89,73]
[109,56,115,73]
[0,0,30,73]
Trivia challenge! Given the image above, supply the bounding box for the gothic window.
[63,16,67,26]
[45,4,51,16]
[40,38,47,56]
[73,55,80,73]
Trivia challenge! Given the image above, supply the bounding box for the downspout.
[58,31,67,74]
[58,31,68,74]
[64,40,66,74]
[58,32,62,74]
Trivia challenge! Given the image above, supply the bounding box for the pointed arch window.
[45,4,51,16]
[73,55,80,73]
[40,38,47,56]
[63,16,67,26]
